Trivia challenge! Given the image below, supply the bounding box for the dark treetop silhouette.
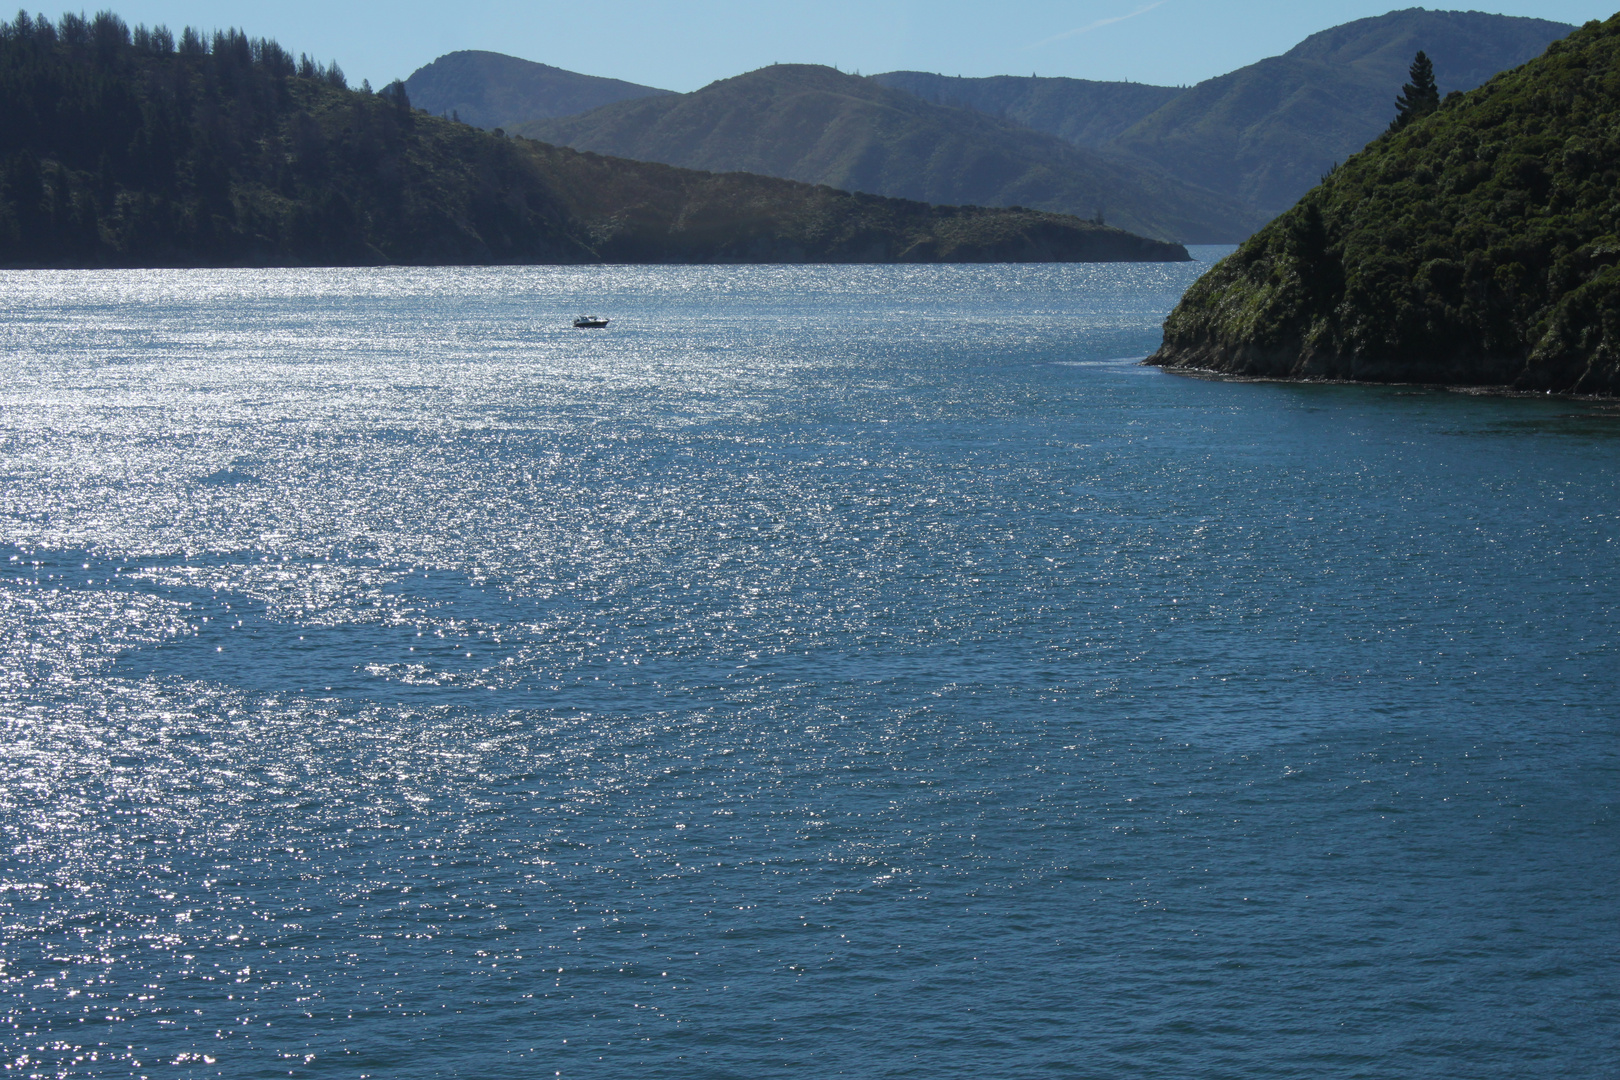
[1390,50,1441,132]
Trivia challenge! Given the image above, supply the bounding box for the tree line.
[0,9,427,265]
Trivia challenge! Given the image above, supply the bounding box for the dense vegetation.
[404,50,669,131]
[0,11,591,265]
[0,12,1187,267]
[519,64,1262,243]
[1150,16,1620,394]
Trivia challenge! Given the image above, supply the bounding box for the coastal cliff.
[1150,16,1620,394]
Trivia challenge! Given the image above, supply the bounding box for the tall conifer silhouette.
[1390,51,1440,131]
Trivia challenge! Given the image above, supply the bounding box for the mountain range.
[407,8,1573,241]
[518,64,1262,244]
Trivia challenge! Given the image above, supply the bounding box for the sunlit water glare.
[0,254,1615,1078]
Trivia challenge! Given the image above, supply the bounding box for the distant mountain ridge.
[404,50,671,131]
[407,9,1572,241]
[869,10,1571,218]
[518,64,1263,243]
[1107,7,1574,215]
[870,72,1181,148]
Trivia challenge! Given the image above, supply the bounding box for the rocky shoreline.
[1145,356,1620,401]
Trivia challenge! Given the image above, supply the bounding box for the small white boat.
[572,315,609,329]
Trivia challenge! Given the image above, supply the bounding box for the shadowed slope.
[871,72,1182,149]
[519,64,1264,243]
[532,146,1190,264]
[1109,8,1573,215]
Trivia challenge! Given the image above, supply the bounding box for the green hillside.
[871,71,1182,149]
[1150,16,1620,393]
[518,64,1265,243]
[0,12,1187,267]
[1110,8,1572,216]
[404,50,670,131]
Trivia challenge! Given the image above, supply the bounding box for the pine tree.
[1390,51,1440,132]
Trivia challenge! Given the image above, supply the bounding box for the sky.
[32,0,1620,91]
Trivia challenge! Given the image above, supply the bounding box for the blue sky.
[37,1,1620,91]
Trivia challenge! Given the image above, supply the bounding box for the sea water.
[0,252,1615,1078]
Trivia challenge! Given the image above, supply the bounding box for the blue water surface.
[0,252,1615,1078]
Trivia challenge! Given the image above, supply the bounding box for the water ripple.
[0,259,1615,1078]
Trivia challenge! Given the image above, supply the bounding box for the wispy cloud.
[1028,1,1170,50]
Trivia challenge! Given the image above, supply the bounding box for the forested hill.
[1150,16,1620,393]
[0,12,1187,267]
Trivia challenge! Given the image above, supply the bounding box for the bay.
[0,252,1615,1078]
